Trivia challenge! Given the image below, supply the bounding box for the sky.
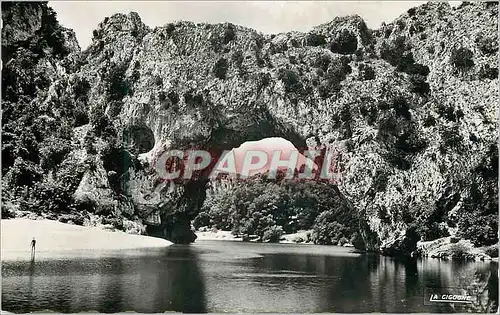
[231,138,315,177]
[47,1,463,50]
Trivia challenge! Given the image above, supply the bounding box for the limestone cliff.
[2,2,498,255]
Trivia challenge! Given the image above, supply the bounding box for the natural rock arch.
[2,2,497,256]
[78,5,497,253]
[140,110,313,244]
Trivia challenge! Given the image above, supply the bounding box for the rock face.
[2,2,498,256]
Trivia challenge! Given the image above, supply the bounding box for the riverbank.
[196,230,242,241]
[1,218,172,261]
[195,229,353,246]
[416,237,498,261]
[195,229,316,243]
[195,230,497,263]
[279,230,315,244]
[195,229,353,247]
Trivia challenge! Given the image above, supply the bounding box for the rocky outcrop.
[2,2,498,256]
[416,237,496,261]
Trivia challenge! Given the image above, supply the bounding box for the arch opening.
[189,136,356,245]
[145,110,353,246]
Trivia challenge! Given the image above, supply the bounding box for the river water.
[2,240,498,313]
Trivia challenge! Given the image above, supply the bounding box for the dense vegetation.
[194,171,362,246]
[1,2,136,227]
[1,2,84,218]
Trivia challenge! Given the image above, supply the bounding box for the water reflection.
[155,246,207,313]
[2,246,207,313]
[2,241,497,313]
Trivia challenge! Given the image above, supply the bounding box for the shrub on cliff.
[222,23,236,44]
[358,63,376,80]
[35,5,69,58]
[450,47,474,71]
[213,57,229,79]
[380,39,430,90]
[403,60,430,93]
[358,98,378,125]
[89,106,116,139]
[439,126,463,152]
[167,90,180,105]
[74,76,91,100]
[392,96,412,119]
[26,161,86,215]
[410,74,430,95]
[3,158,42,191]
[380,36,409,66]
[313,53,331,72]
[256,72,272,94]
[279,68,303,93]
[330,29,358,54]
[73,84,91,125]
[456,149,498,247]
[231,50,244,70]
[478,65,498,80]
[372,169,390,193]
[475,32,498,55]
[107,62,130,101]
[437,104,464,122]
[330,56,352,77]
[318,56,351,98]
[39,137,72,170]
[306,33,326,47]
[396,132,428,154]
[165,23,175,35]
